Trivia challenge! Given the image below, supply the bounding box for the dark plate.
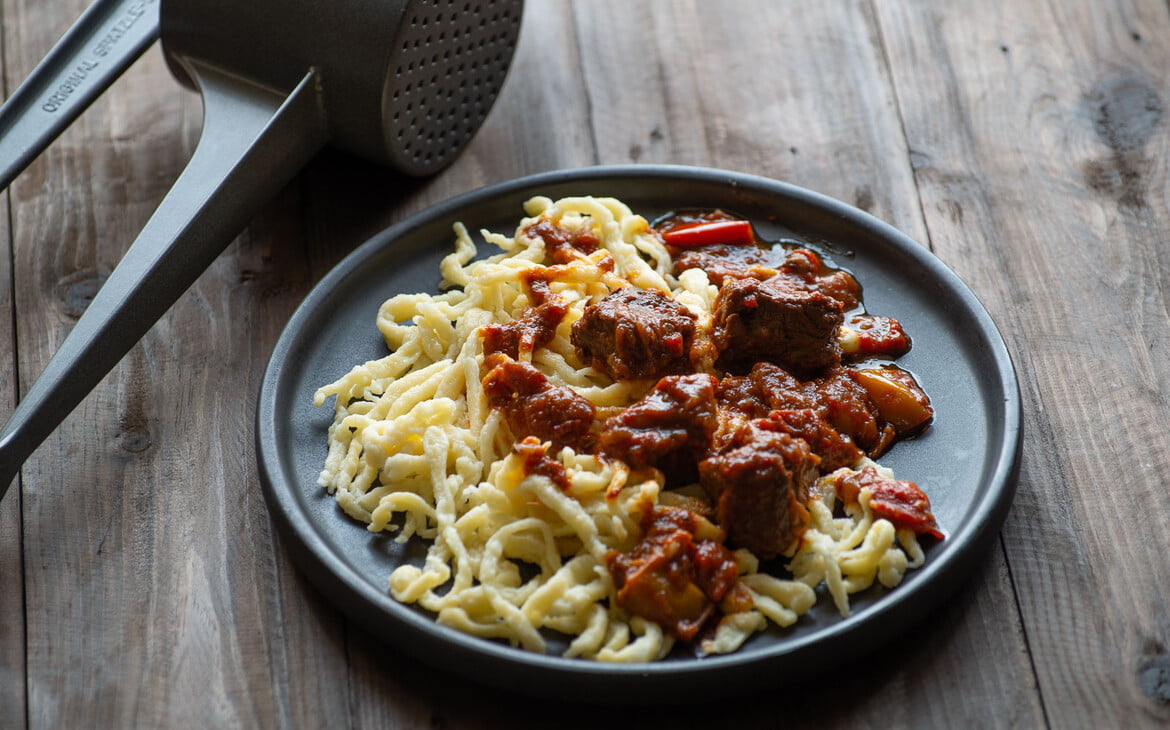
[256,165,1021,702]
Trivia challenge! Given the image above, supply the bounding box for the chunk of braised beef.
[523,218,599,264]
[672,243,773,286]
[755,363,884,456]
[764,409,863,472]
[716,362,895,461]
[606,505,740,641]
[713,371,768,420]
[712,275,844,376]
[812,366,893,457]
[778,248,862,311]
[698,420,820,559]
[599,373,719,482]
[572,287,697,381]
[717,361,809,418]
[715,364,865,470]
[481,354,595,450]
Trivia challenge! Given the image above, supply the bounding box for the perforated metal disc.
[386,0,524,175]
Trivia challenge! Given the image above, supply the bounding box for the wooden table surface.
[3,0,1169,727]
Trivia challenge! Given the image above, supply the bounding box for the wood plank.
[0,64,25,730]
[876,0,1170,725]
[0,4,74,728]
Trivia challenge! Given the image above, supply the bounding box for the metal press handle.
[0,58,328,498]
[0,0,159,191]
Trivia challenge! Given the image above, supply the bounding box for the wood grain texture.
[3,0,1169,727]
[0,3,23,712]
[574,0,929,239]
[0,108,25,730]
[877,0,1170,725]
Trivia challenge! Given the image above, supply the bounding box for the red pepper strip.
[660,219,754,247]
[833,466,944,540]
[867,477,945,540]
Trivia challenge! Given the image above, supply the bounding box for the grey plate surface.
[256,164,1021,702]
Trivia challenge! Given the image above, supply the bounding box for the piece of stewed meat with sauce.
[762,408,865,473]
[778,248,862,311]
[698,419,820,559]
[672,243,774,286]
[572,287,697,381]
[599,373,719,482]
[712,275,844,376]
[481,354,596,451]
[659,209,776,286]
[480,298,568,360]
[716,367,861,472]
[522,218,599,264]
[606,505,741,641]
[717,360,929,461]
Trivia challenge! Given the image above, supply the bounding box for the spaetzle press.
[0,0,525,500]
